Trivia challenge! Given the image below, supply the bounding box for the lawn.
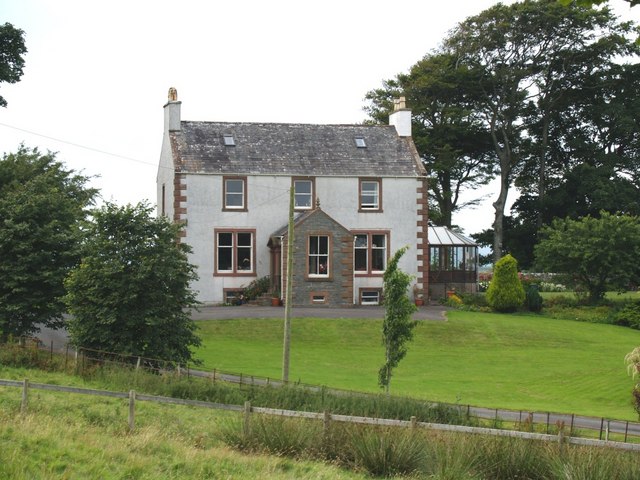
[195,311,640,420]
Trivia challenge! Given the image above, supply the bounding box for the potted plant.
[271,289,281,306]
[413,285,424,306]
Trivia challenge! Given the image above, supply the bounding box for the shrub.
[242,276,270,302]
[525,284,544,313]
[486,255,525,312]
[445,294,463,308]
[458,293,488,308]
[613,301,640,329]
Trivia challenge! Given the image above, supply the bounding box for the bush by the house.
[486,255,525,313]
[242,276,271,302]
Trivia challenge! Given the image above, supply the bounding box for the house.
[157,89,428,306]
[428,226,478,299]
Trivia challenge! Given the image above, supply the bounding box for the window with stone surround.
[223,176,247,211]
[354,231,388,275]
[215,229,255,275]
[293,178,315,210]
[359,178,381,211]
[308,234,329,277]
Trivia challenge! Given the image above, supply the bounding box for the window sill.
[214,272,257,277]
[222,207,248,212]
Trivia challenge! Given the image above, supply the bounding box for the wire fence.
[4,337,640,443]
[3,378,640,453]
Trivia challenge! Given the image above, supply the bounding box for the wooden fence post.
[243,401,251,438]
[323,410,331,450]
[410,416,417,430]
[21,378,29,414]
[558,427,565,453]
[129,390,136,431]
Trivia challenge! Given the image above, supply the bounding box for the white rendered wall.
[156,132,175,219]
[182,174,422,304]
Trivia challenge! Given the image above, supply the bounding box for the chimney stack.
[389,96,411,137]
[164,87,181,132]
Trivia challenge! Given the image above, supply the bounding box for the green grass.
[195,311,640,420]
[4,366,640,480]
[0,366,366,480]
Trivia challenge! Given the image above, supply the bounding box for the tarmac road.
[188,304,449,321]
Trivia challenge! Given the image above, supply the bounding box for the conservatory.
[428,226,478,299]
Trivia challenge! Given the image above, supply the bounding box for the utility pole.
[282,186,294,382]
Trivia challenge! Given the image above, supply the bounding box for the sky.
[1,0,639,236]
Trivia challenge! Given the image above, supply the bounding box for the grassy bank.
[2,365,640,479]
[0,366,365,480]
[195,311,640,420]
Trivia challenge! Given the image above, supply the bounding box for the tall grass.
[348,427,427,477]
[218,415,640,479]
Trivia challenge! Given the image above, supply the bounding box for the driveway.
[189,304,449,321]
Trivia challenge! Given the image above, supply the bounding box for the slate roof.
[428,226,476,246]
[169,121,424,177]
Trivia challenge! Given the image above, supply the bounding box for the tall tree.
[65,203,201,364]
[444,0,636,262]
[534,212,640,303]
[0,22,27,107]
[0,146,96,341]
[365,52,495,229]
[379,247,417,394]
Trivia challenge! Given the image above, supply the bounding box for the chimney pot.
[164,87,182,132]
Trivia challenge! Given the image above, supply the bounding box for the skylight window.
[223,134,235,146]
[355,137,366,148]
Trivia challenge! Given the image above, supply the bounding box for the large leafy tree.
[507,59,640,267]
[379,247,417,394]
[365,52,495,228]
[534,212,640,303]
[444,0,636,262]
[0,22,27,107]
[0,146,96,341]
[65,202,201,364]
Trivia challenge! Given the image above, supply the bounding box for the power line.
[0,121,157,168]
